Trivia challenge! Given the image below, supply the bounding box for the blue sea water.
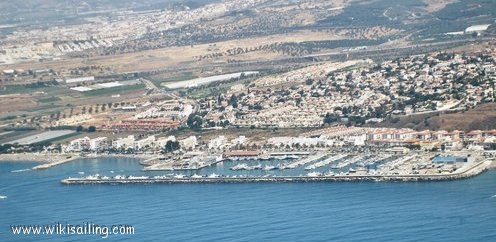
[1,157,496,242]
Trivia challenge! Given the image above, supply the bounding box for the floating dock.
[282,153,327,169]
[143,156,223,171]
[305,154,348,170]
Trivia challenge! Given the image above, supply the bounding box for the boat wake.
[11,169,31,173]
[491,195,496,198]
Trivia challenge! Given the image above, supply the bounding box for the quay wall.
[490,159,496,169]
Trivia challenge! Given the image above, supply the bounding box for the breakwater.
[32,156,79,170]
[61,160,492,185]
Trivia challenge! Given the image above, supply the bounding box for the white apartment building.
[67,137,90,152]
[89,137,108,151]
[180,136,198,150]
[113,135,135,149]
[208,136,227,150]
[134,136,156,150]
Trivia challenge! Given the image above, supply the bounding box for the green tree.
[164,140,180,153]
[229,94,238,108]
[324,112,336,124]
[187,113,203,129]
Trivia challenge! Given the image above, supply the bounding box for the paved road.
[141,78,159,91]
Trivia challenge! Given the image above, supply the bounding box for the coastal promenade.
[61,159,494,185]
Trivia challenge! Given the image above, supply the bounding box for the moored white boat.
[307,172,322,177]
[128,176,149,180]
[251,164,262,170]
[230,163,249,170]
[86,174,100,180]
[208,173,220,178]
[263,165,276,171]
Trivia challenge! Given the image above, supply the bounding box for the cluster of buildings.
[0,0,268,64]
[134,100,193,120]
[197,53,496,128]
[63,124,496,154]
[103,100,192,131]
[56,39,113,53]
[207,135,247,151]
[64,133,251,153]
[252,60,368,87]
[65,135,195,153]
[63,132,252,152]
[268,126,496,151]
